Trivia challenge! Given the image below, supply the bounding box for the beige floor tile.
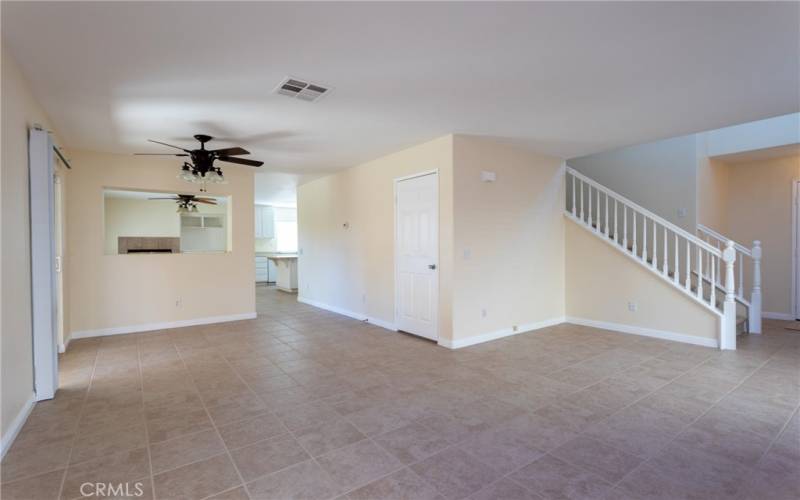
[508,455,615,500]
[230,434,310,482]
[246,459,340,500]
[374,422,452,465]
[468,478,543,500]
[345,467,444,500]
[410,447,503,499]
[316,439,403,491]
[551,436,642,483]
[0,468,65,500]
[149,429,226,474]
[61,448,150,500]
[218,412,286,449]
[153,453,241,500]
[294,418,366,457]
[206,486,251,500]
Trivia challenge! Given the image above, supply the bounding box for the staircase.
[696,224,762,334]
[564,167,742,350]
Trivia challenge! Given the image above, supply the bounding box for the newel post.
[720,241,737,350]
[749,240,762,334]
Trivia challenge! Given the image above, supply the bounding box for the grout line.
[173,340,254,500]
[56,341,101,500]
[136,338,157,499]
[610,346,782,493]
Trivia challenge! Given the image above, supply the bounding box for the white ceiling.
[3,2,798,174]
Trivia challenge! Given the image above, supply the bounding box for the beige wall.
[297,135,566,345]
[66,150,255,335]
[451,136,565,341]
[696,157,731,234]
[1,45,64,440]
[297,135,455,339]
[565,220,719,343]
[725,154,799,316]
[568,134,699,231]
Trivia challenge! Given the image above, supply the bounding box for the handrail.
[567,167,722,256]
[697,224,752,256]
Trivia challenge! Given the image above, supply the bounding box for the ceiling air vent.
[274,77,331,102]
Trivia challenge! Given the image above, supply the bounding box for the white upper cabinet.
[255,205,275,239]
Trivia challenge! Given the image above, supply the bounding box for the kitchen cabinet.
[255,255,277,283]
[254,205,274,239]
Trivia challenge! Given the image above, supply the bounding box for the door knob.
[428,264,437,270]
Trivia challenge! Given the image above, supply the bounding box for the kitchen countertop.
[255,252,298,258]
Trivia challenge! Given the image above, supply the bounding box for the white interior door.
[395,172,438,340]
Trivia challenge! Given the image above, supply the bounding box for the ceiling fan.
[135,134,264,191]
[148,194,217,213]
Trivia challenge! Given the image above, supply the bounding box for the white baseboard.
[297,296,397,331]
[763,311,795,321]
[1,393,36,459]
[439,316,566,349]
[58,336,71,354]
[565,316,719,348]
[70,312,258,340]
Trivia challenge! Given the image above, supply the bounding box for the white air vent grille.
[274,77,331,102]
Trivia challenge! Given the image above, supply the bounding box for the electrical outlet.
[175,298,182,308]
[512,325,519,332]
[481,308,487,318]
[677,208,688,218]
[628,301,637,312]
[362,293,366,303]
[463,248,472,260]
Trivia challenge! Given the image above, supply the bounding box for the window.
[274,207,298,253]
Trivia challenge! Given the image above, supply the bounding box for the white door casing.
[395,171,438,340]
[794,180,800,319]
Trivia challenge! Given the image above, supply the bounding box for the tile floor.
[2,286,798,499]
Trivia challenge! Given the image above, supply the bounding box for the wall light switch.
[463,248,471,259]
[480,171,496,182]
[628,301,637,312]
[677,208,688,218]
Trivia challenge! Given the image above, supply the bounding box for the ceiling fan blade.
[211,147,249,156]
[148,197,179,200]
[217,156,264,167]
[147,139,192,152]
[135,153,189,156]
[194,199,218,205]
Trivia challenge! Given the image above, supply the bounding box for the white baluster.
[642,217,648,263]
[623,206,628,250]
[579,179,584,221]
[685,239,691,291]
[737,257,744,299]
[721,241,737,350]
[651,221,657,269]
[663,226,668,276]
[750,241,762,334]
[710,256,716,307]
[614,200,619,244]
[716,243,722,286]
[595,187,600,233]
[697,247,703,300]
[674,233,680,285]
[604,193,609,237]
[632,212,637,256]
[571,174,576,216]
[588,187,593,227]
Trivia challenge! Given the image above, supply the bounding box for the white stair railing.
[565,167,737,350]
[696,224,762,333]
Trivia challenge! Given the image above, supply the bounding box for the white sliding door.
[29,128,58,400]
